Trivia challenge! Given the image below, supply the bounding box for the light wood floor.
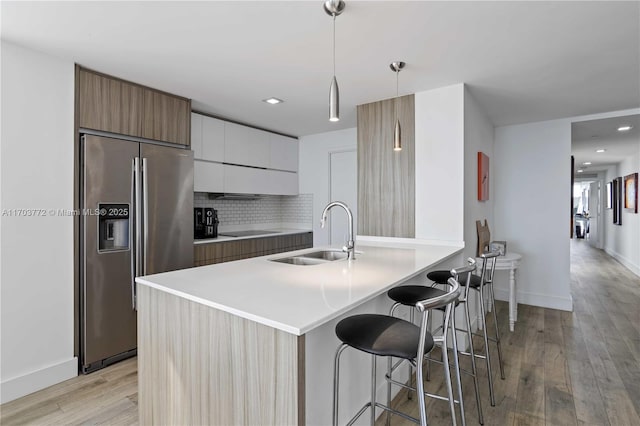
[2,239,639,425]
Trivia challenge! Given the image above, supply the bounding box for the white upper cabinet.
[269,134,298,172]
[194,161,224,193]
[191,112,299,195]
[191,113,203,159]
[224,123,270,168]
[201,116,225,162]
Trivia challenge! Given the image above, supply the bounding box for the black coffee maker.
[194,208,218,239]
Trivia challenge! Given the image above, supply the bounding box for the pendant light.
[390,61,405,151]
[324,0,345,122]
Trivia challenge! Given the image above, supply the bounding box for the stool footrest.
[459,350,488,360]
[344,402,371,426]
[373,402,420,424]
[385,375,462,405]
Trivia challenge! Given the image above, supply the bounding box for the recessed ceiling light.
[263,97,283,105]
[596,149,606,153]
[577,169,584,173]
[618,125,632,132]
[583,162,592,165]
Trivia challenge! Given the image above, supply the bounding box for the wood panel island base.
[136,238,463,425]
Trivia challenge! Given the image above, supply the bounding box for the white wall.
[461,87,495,329]
[298,127,357,247]
[415,84,465,244]
[603,151,640,276]
[463,87,495,259]
[494,120,573,311]
[1,41,76,403]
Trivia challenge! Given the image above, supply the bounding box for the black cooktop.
[218,230,277,238]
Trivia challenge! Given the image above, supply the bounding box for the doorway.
[572,179,603,248]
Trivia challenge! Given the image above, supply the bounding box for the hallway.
[566,238,640,424]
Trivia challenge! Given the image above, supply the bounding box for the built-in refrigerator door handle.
[133,157,142,310]
[142,157,149,276]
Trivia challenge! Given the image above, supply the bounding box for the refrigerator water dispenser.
[98,203,130,252]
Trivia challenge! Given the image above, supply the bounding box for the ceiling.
[572,114,640,177]
[2,1,639,137]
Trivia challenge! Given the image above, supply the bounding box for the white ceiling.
[2,1,639,137]
[572,114,640,176]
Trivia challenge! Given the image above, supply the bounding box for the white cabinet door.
[223,164,298,195]
[194,160,224,193]
[225,123,270,168]
[201,116,225,162]
[223,164,265,194]
[265,170,298,195]
[270,134,298,172]
[191,113,203,159]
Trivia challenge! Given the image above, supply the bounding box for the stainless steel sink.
[270,250,348,265]
[299,250,348,261]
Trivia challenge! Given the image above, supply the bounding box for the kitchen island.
[135,237,463,425]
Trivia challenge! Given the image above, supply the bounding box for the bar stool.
[426,251,505,407]
[332,277,461,426]
[388,259,482,425]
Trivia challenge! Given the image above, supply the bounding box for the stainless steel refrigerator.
[80,134,193,373]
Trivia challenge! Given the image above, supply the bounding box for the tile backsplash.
[194,193,312,227]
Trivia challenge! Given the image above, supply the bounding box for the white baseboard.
[1,357,77,403]
[493,288,573,312]
[604,248,640,278]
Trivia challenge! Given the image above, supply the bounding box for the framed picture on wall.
[624,172,638,213]
[606,182,612,209]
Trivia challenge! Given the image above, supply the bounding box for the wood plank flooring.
[0,357,137,425]
[2,239,639,425]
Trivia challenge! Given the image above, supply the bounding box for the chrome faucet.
[320,201,355,260]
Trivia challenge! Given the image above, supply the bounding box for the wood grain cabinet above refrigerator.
[78,67,190,146]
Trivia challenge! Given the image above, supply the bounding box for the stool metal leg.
[425,310,432,382]
[441,309,458,426]
[371,355,377,426]
[478,284,496,406]
[416,343,428,426]
[450,312,466,426]
[488,283,505,380]
[464,300,484,424]
[409,308,415,399]
[333,343,348,426]
[386,356,392,426]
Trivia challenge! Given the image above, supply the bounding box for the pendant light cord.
[395,69,399,119]
[333,15,336,76]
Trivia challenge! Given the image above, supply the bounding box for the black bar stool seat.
[427,270,482,288]
[387,285,446,306]
[336,314,433,360]
[388,285,460,310]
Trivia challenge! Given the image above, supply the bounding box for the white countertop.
[137,238,463,335]
[194,228,312,244]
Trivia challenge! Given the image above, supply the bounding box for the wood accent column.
[357,94,415,237]
[137,285,303,425]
